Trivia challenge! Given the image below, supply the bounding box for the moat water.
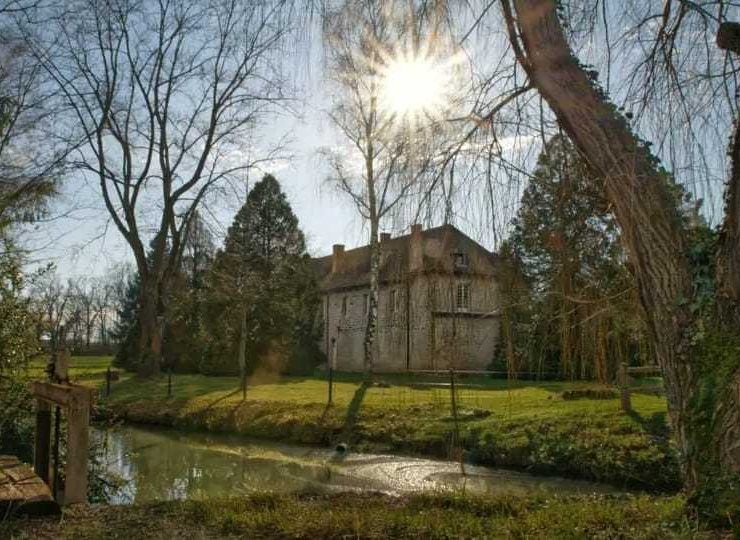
[95,425,620,504]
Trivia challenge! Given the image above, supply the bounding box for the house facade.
[311,224,501,372]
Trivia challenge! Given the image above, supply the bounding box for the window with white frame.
[456,283,470,311]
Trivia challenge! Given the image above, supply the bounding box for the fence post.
[34,399,51,483]
[329,337,337,405]
[167,366,173,398]
[619,362,632,412]
[449,369,464,472]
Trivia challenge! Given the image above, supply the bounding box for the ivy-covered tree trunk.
[507,0,740,520]
[717,23,740,328]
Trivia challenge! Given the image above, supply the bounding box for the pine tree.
[204,174,320,387]
[111,273,140,370]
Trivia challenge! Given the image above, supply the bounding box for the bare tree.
[32,0,293,375]
[67,277,101,350]
[92,276,115,346]
[322,0,445,373]
[31,269,70,349]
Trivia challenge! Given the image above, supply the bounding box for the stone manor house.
[311,224,501,372]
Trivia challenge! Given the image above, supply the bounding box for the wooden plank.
[0,455,58,515]
[29,381,95,408]
[63,404,90,504]
[34,399,51,483]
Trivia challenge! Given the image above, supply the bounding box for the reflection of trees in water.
[105,428,345,503]
[99,427,621,502]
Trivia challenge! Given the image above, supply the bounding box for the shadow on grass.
[626,409,671,438]
[338,381,369,441]
[197,389,242,417]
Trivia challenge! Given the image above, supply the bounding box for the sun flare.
[379,50,453,122]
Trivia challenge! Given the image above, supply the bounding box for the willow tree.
[506,134,648,381]
[31,0,291,375]
[464,0,740,521]
[388,0,740,521]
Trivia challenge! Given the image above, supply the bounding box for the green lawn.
[23,356,677,491]
[11,357,694,535]
[25,356,122,386]
[28,357,672,492]
[5,492,711,539]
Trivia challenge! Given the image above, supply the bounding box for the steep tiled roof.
[311,224,497,292]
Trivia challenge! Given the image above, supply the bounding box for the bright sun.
[379,52,450,120]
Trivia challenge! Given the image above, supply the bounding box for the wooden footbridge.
[0,455,58,517]
[1,346,95,516]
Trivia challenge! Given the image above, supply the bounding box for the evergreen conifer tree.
[205,174,320,387]
[111,273,140,370]
[504,135,645,380]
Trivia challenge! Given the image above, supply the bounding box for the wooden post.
[167,366,172,398]
[328,365,334,405]
[34,399,51,483]
[64,395,90,504]
[619,362,632,412]
[449,369,464,474]
[449,370,459,445]
[29,382,94,506]
[51,406,61,497]
[54,347,69,383]
[329,337,337,405]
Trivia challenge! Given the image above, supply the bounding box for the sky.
[22,91,366,278]
[19,9,511,280]
[20,16,363,278]
[17,1,733,280]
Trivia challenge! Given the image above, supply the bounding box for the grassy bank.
[4,492,711,539]
[63,356,677,492]
[24,357,678,491]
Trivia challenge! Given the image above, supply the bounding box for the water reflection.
[95,425,620,504]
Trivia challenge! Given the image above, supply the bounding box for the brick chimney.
[380,232,391,242]
[331,244,344,273]
[409,224,423,272]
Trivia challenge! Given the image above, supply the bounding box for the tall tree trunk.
[507,0,740,517]
[137,278,162,377]
[365,223,379,375]
[239,307,247,400]
[717,24,740,327]
[364,117,379,375]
